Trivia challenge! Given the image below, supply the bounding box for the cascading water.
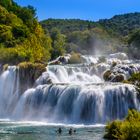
[0,53,140,124]
[13,83,139,124]
[0,66,20,118]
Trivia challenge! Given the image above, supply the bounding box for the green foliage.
[128,30,140,59]
[104,109,140,140]
[128,72,140,88]
[0,25,13,42]
[41,19,98,34]
[1,0,140,63]
[64,43,79,53]
[66,28,114,54]
[12,25,29,39]
[99,12,140,37]
[40,13,140,58]
[128,30,140,45]
[0,0,12,9]
[0,1,52,64]
[50,28,66,59]
[0,47,25,64]
[41,18,124,56]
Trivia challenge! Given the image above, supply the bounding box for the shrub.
[68,52,82,64]
[104,109,140,140]
[128,72,140,88]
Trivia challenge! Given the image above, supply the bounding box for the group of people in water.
[56,128,76,135]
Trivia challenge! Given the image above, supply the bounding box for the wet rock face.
[18,62,46,94]
[103,63,140,82]
[0,64,9,74]
[112,74,125,82]
[103,70,125,82]
[0,64,3,74]
[103,70,112,81]
[49,54,71,65]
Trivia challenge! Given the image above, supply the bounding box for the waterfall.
[0,53,140,124]
[36,65,105,84]
[0,66,20,118]
[12,84,139,123]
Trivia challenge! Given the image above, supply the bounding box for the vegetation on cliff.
[123,72,140,90]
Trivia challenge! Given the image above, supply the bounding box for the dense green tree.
[0,1,52,64]
[0,0,12,9]
[41,19,97,35]
[99,12,140,36]
[128,30,140,59]
[50,28,66,59]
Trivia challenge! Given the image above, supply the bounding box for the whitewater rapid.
[0,53,140,124]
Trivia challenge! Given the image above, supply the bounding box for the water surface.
[0,121,105,140]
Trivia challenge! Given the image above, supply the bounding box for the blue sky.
[14,0,140,21]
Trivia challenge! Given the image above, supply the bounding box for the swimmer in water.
[56,128,62,134]
[68,128,73,135]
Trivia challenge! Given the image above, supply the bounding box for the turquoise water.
[0,121,105,140]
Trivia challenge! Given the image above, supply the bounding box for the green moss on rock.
[2,64,9,71]
[18,62,46,93]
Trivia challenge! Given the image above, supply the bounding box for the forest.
[0,0,140,65]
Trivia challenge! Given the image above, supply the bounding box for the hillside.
[1,0,140,63]
[99,12,140,36]
[0,0,52,64]
[41,19,100,34]
[40,13,140,58]
[41,12,140,37]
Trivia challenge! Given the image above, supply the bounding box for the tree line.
[0,0,140,65]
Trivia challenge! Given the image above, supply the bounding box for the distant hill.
[40,13,140,58]
[40,12,140,37]
[98,12,140,36]
[40,19,100,34]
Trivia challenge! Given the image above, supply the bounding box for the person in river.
[56,128,62,134]
[68,128,73,135]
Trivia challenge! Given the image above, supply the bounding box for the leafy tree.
[0,1,52,64]
[50,28,66,59]
[128,30,140,59]
[0,0,12,9]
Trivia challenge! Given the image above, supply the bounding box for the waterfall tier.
[0,53,140,124]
